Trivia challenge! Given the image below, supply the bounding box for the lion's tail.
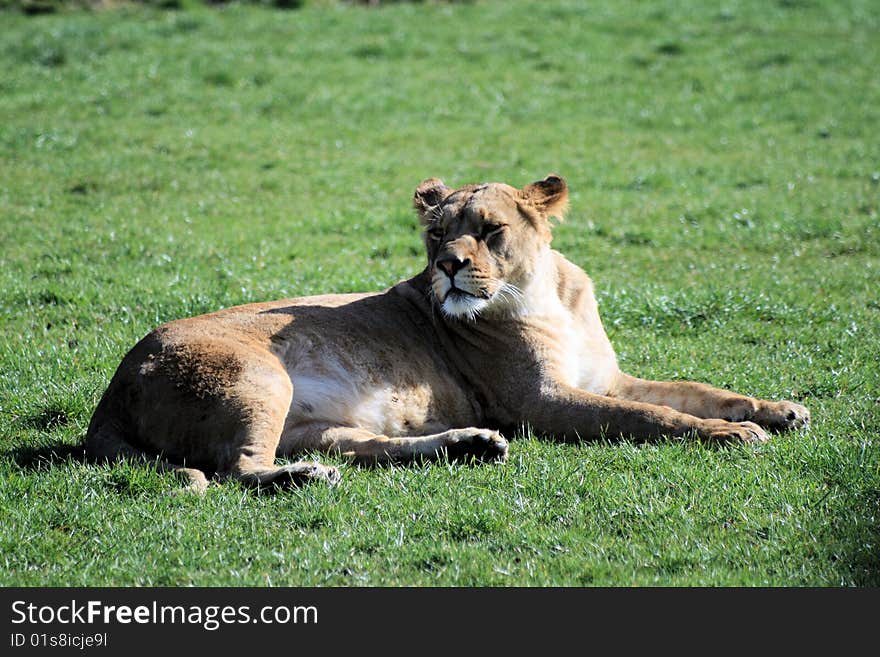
[85,414,209,495]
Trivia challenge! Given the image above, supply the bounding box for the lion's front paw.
[443,429,509,463]
[753,400,810,432]
[699,419,768,444]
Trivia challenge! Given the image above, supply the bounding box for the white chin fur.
[441,293,490,320]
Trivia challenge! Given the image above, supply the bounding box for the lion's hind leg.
[217,376,342,491]
[282,423,509,466]
[231,462,341,490]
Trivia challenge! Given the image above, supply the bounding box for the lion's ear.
[521,175,569,220]
[413,178,452,225]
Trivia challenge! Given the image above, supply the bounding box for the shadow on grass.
[4,439,87,472]
[7,404,88,471]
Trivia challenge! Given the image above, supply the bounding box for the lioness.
[85,175,809,493]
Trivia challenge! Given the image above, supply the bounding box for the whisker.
[426,280,442,325]
[489,280,526,313]
[503,282,525,300]
[429,204,443,223]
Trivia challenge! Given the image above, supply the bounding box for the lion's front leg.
[609,373,810,432]
[280,422,509,465]
[524,384,768,444]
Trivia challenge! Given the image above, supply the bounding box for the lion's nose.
[436,255,470,278]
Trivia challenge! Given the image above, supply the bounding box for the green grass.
[1,0,878,586]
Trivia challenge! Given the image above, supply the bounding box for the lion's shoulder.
[551,250,595,314]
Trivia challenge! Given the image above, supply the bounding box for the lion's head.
[413,175,569,320]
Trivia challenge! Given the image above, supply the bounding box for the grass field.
[1,0,878,586]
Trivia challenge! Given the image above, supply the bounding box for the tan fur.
[85,175,809,492]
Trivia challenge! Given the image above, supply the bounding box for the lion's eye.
[480,224,505,240]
